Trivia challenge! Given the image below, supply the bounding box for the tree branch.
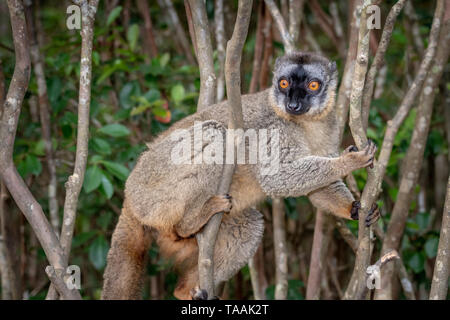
[361,0,407,130]
[430,175,450,299]
[196,0,252,299]
[188,0,217,110]
[0,0,81,300]
[344,0,445,300]
[376,9,450,299]
[273,198,288,299]
[264,0,295,53]
[46,0,99,300]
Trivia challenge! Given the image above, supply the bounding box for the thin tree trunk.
[195,0,252,299]
[248,0,264,94]
[376,11,450,300]
[158,0,195,65]
[336,0,360,141]
[430,175,450,299]
[264,0,295,53]
[0,0,80,300]
[249,243,268,299]
[306,210,327,299]
[214,0,226,102]
[188,0,216,110]
[25,0,59,233]
[273,198,288,299]
[137,0,158,59]
[46,0,98,300]
[259,5,273,90]
[344,0,445,300]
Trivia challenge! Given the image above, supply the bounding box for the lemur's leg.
[102,207,152,299]
[173,208,264,300]
[212,208,264,287]
[309,180,355,219]
[174,194,233,238]
[309,180,380,226]
[259,140,377,198]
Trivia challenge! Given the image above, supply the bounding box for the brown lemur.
[102,51,379,300]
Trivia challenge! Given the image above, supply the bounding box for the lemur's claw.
[365,203,380,227]
[351,201,361,220]
[350,201,380,227]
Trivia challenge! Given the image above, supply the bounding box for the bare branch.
[430,175,450,299]
[25,0,59,232]
[158,0,195,65]
[264,0,295,53]
[306,211,332,299]
[376,13,450,299]
[196,0,252,299]
[47,0,99,300]
[249,0,264,94]
[336,0,362,140]
[288,0,305,44]
[0,0,81,300]
[136,0,158,58]
[214,0,226,101]
[273,198,288,299]
[188,0,217,110]
[361,0,407,130]
[345,0,445,300]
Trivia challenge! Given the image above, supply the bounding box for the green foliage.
[265,280,304,300]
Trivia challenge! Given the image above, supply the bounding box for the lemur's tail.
[102,206,152,300]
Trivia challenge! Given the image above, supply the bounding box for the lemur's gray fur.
[102,52,378,300]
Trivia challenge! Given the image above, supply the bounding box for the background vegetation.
[0,0,448,300]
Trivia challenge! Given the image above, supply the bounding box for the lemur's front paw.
[343,140,377,171]
[190,286,208,300]
[210,194,233,214]
[350,201,380,227]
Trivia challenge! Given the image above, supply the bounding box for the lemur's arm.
[259,141,376,198]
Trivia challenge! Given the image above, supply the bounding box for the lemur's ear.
[328,61,337,73]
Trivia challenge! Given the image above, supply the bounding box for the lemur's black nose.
[287,102,302,113]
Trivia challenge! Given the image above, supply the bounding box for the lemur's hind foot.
[351,201,380,227]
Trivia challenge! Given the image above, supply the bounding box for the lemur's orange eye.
[279,79,289,89]
[308,81,320,91]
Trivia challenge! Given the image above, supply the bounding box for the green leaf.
[72,231,97,248]
[97,211,113,230]
[407,252,425,274]
[102,161,130,181]
[98,124,130,137]
[171,84,185,103]
[127,24,139,51]
[101,174,114,199]
[130,104,150,116]
[89,235,109,270]
[160,53,170,67]
[33,140,46,156]
[107,6,122,26]
[83,166,103,193]
[424,236,439,258]
[92,138,112,155]
[26,155,42,176]
[144,88,161,102]
[119,83,135,109]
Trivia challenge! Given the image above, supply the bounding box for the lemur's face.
[271,53,337,119]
